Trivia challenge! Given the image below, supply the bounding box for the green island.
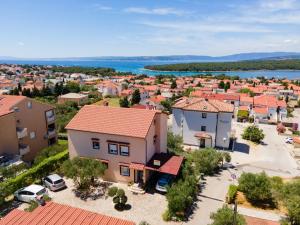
[144,59,300,71]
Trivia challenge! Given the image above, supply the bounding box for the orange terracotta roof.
[253,107,268,114]
[240,96,254,104]
[0,201,135,225]
[173,97,234,113]
[0,95,26,116]
[244,215,280,225]
[149,95,166,103]
[66,105,159,138]
[194,132,212,139]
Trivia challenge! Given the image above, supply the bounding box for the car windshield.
[158,176,170,186]
[54,179,63,184]
[36,188,46,196]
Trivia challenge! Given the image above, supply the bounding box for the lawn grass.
[94,97,120,107]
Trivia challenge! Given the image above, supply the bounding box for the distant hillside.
[2,52,300,62]
[144,59,300,72]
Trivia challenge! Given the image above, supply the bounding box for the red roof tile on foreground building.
[244,215,280,225]
[173,97,234,113]
[0,202,135,225]
[66,105,160,138]
[0,95,26,116]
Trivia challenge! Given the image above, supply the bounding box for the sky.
[0,0,300,58]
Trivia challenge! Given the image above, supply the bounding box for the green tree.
[166,175,198,220]
[242,125,265,143]
[190,148,223,175]
[161,100,172,113]
[224,82,230,92]
[131,89,141,105]
[167,132,184,155]
[209,205,246,225]
[285,196,300,225]
[238,172,273,204]
[218,81,225,89]
[112,188,128,211]
[65,82,80,93]
[62,157,107,190]
[119,96,130,108]
[171,79,177,89]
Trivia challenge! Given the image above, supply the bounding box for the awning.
[130,162,145,170]
[100,159,109,164]
[194,132,212,139]
[145,153,184,176]
[119,162,130,167]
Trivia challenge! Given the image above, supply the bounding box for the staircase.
[128,183,145,194]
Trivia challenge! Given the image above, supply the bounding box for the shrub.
[191,148,223,175]
[210,205,246,225]
[108,187,118,197]
[162,209,171,221]
[167,132,184,155]
[227,184,238,204]
[237,110,249,121]
[139,221,150,225]
[238,172,273,204]
[242,125,265,143]
[111,188,128,211]
[24,200,39,212]
[166,175,198,220]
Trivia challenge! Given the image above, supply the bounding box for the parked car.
[42,174,66,191]
[155,174,174,193]
[285,137,293,144]
[14,184,48,203]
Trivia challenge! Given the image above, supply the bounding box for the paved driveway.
[231,122,300,178]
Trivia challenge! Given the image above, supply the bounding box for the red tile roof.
[66,105,159,138]
[173,97,234,113]
[253,107,268,114]
[146,153,184,176]
[0,202,135,225]
[0,95,26,117]
[244,215,280,225]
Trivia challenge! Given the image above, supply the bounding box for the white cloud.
[259,0,297,11]
[139,21,273,33]
[17,41,25,46]
[124,7,188,16]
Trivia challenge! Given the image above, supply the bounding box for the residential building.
[0,95,56,161]
[66,105,183,184]
[172,97,234,149]
[252,95,287,122]
[57,93,88,105]
[0,202,135,225]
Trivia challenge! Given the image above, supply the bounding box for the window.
[202,113,207,118]
[30,132,36,139]
[27,101,32,109]
[92,141,100,150]
[201,126,206,131]
[120,166,130,176]
[120,145,129,156]
[108,143,118,155]
[153,135,157,144]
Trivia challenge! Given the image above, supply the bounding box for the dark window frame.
[201,126,206,131]
[202,113,207,118]
[92,138,100,150]
[108,143,118,155]
[119,144,130,156]
[119,165,130,176]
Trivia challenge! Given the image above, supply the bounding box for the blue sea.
[1,59,300,79]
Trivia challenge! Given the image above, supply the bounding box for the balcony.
[47,128,56,138]
[16,127,28,139]
[19,144,30,156]
[46,115,55,124]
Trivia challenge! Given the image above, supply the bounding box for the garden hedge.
[0,150,68,205]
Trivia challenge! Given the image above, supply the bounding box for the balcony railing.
[46,115,55,123]
[16,127,28,139]
[47,129,56,138]
[19,144,30,156]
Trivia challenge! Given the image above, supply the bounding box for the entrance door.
[134,170,144,183]
[200,138,205,148]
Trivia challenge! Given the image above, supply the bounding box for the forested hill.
[144,59,300,72]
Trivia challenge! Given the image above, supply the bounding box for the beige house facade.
[0,95,57,161]
[66,105,182,184]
